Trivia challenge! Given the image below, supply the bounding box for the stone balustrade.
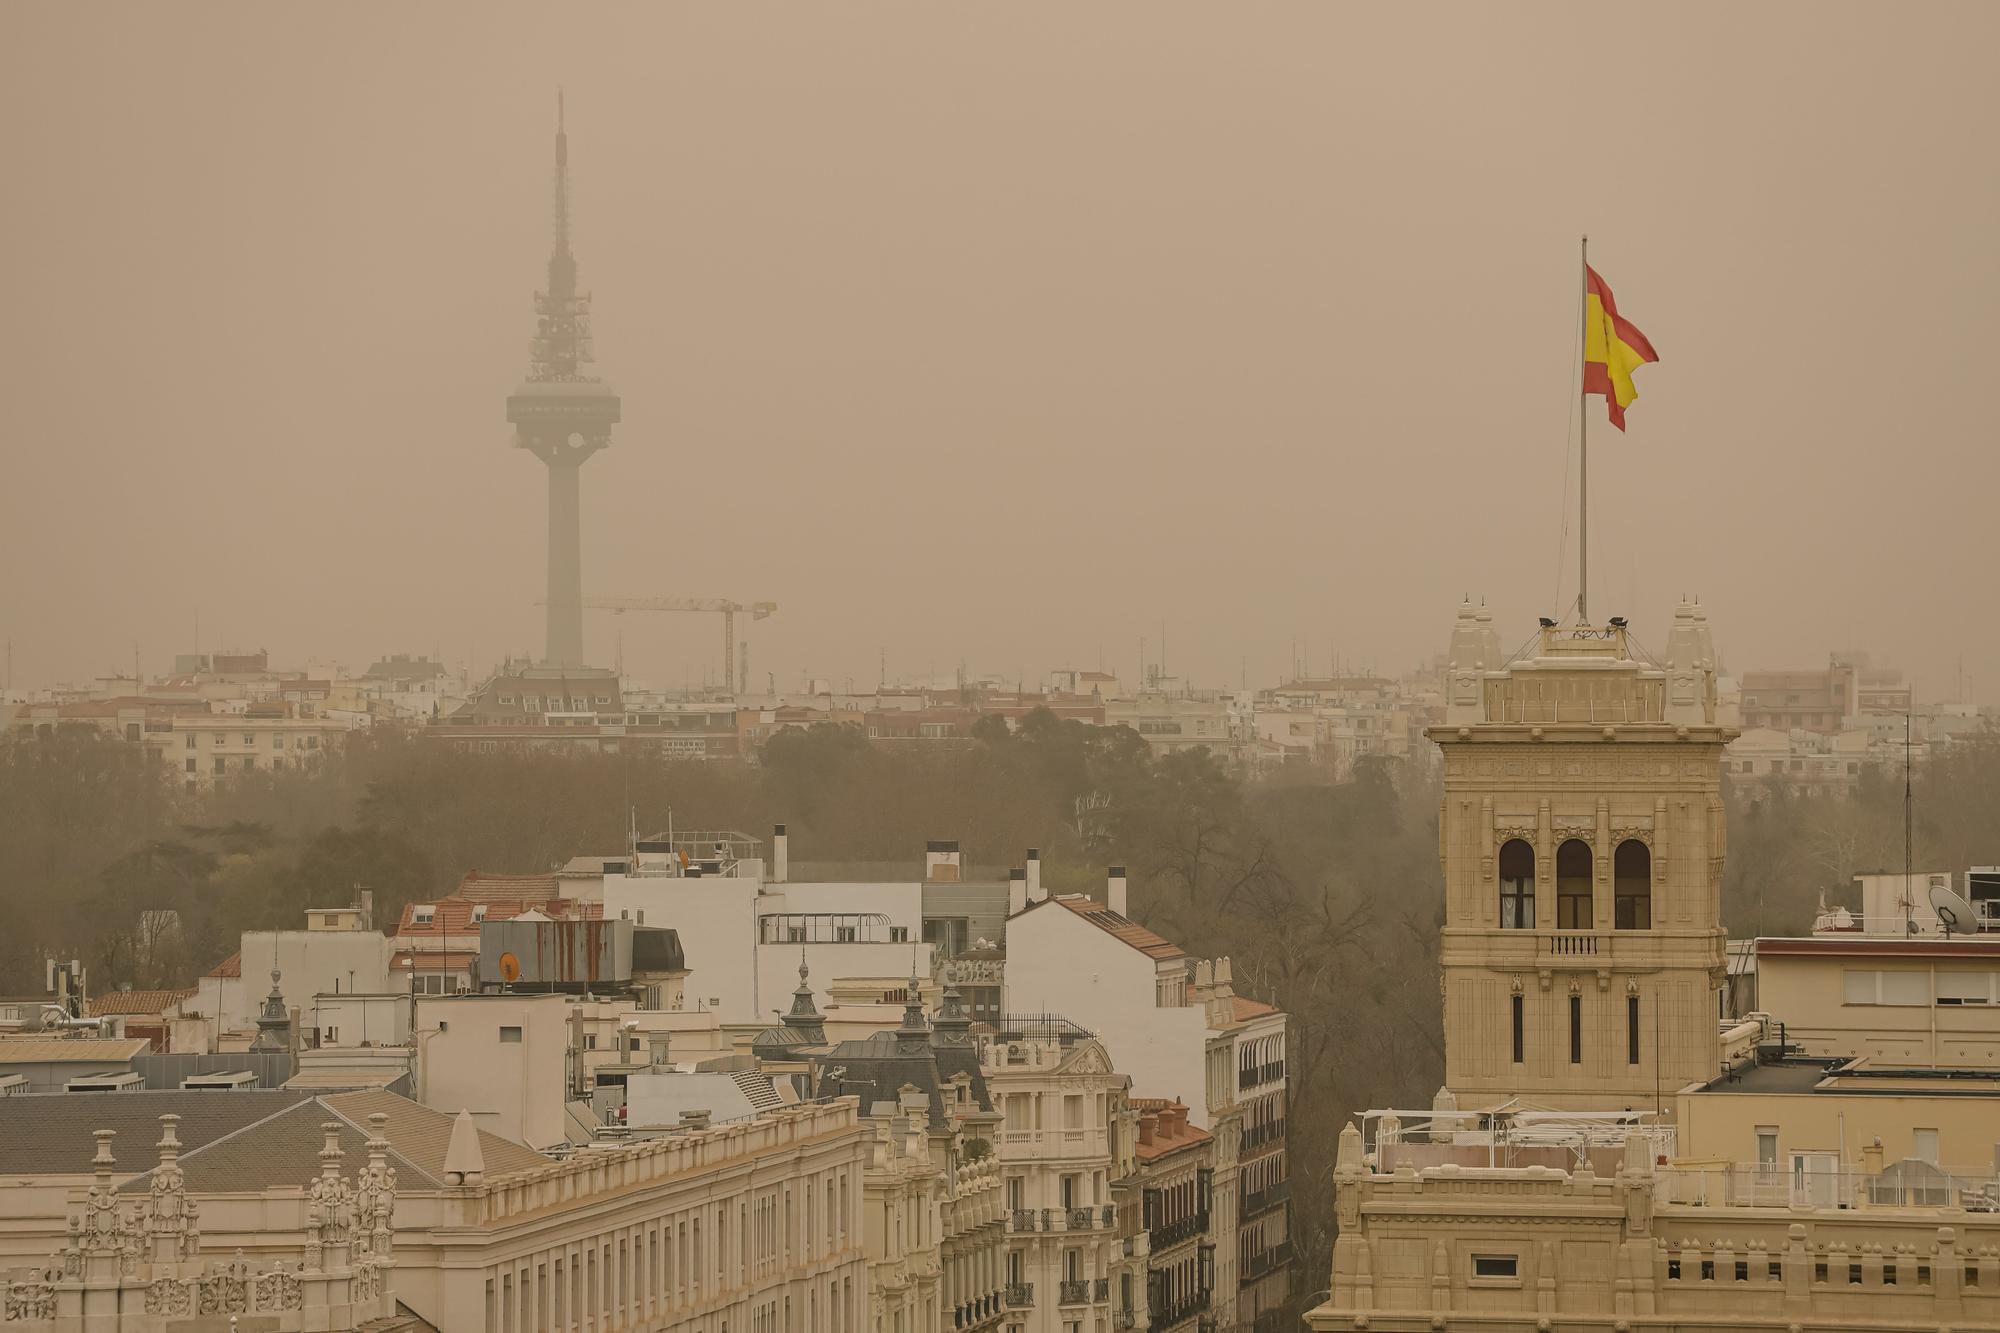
[464,1098,859,1225]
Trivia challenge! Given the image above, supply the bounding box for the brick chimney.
[1138,1112,1157,1147]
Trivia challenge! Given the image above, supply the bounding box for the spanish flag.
[1583,265,1659,430]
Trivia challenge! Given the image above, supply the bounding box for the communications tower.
[506,95,620,668]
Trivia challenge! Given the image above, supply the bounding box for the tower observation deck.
[506,94,620,669]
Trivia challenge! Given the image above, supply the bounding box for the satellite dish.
[1929,881,1979,937]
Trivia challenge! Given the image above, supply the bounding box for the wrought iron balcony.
[1008,1208,1040,1232]
[1149,1211,1208,1251]
[1239,1177,1290,1219]
[1003,1282,1034,1309]
[1148,1286,1210,1331]
[1239,1239,1293,1283]
[1058,1279,1090,1305]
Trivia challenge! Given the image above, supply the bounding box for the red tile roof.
[395,894,602,936]
[1231,996,1278,1020]
[207,953,242,979]
[1131,1097,1211,1162]
[87,988,195,1017]
[1040,895,1185,960]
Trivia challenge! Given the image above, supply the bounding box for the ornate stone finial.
[91,1129,117,1186]
[355,1112,398,1260]
[145,1114,200,1264]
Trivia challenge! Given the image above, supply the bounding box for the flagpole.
[1578,233,1590,625]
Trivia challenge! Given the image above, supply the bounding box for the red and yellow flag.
[1583,265,1659,431]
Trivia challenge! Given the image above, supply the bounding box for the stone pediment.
[1055,1041,1113,1076]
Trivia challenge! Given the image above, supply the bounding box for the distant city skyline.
[4,6,1996,703]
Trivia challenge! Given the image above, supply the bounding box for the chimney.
[772,824,789,883]
[1026,849,1044,903]
[1138,1112,1157,1147]
[1107,866,1128,916]
[924,840,962,883]
[357,889,374,930]
[1008,868,1027,917]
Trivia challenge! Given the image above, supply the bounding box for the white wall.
[419,994,570,1149]
[306,992,409,1048]
[1003,905,1212,1125]
[755,941,935,1020]
[235,930,394,1031]
[603,873,762,1019]
[599,871,928,1024]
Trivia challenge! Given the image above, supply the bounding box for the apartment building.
[1003,870,1292,1330]
[981,1019,1144,1333]
[1132,1100,1214,1333]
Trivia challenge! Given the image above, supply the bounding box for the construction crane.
[574,598,776,694]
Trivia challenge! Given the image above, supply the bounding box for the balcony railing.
[1094,1277,1110,1302]
[1239,1177,1290,1219]
[1240,1239,1292,1283]
[1003,1282,1034,1309]
[1240,1118,1287,1153]
[1058,1280,1090,1305]
[1237,1060,1287,1090]
[1011,1204,1118,1233]
[1542,930,1602,957]
[1149,1286,1210,1331]
[1150,1211,1209,1251]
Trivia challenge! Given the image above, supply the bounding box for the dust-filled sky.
[5,4,1996,699]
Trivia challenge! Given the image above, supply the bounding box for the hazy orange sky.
[5,4,1996,699]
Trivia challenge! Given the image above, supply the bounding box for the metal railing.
[1240,1239,1292,1282]
[1009,1208,1039,1232]
[1658,1161,2000,1212]
[1003,1282,1034,1308]
[1148,1286,1210,1331]
[1240,1177,1290,1219]
[1240,1118,1287,1152]
[1058,1280,1090,1305]
[1150,1211,1208,1250]
[1237,1060,1287,1090]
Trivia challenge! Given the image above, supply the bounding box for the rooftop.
[0,1037,152,1065]
[87,988,195,1017]
[1036,894,1185,960]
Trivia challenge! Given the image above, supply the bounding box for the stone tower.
[1433,600,1733,1112]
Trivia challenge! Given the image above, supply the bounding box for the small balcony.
[1240,1239,1292,1283]
[1149,1286,1211,1331]
[1058,1279,1090,1305]
[1149,1211,1209,1251]
[1237,1060,1287,1091]
[1239,1177,1290,1220]
[1003,1282,1034,1309]
[1008,1208,1039,1232]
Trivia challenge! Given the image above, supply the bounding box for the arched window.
[1614,839,1652,929]
[1498,839,1536,928]
[1556,839,1594,930]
